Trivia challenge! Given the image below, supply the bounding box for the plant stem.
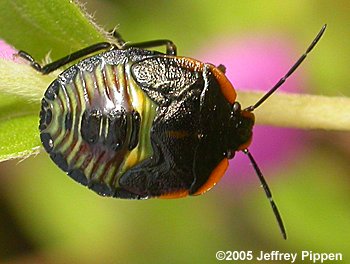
[0,59,55,102]
[238,91,350,131]
[1,59,350,131]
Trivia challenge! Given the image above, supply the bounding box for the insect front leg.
[18,42,113,74]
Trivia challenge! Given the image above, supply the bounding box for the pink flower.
[196,32,308,188]
[0,40,19,61]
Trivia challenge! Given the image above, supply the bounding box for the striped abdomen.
[39,54,157,196]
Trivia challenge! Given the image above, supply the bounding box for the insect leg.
[109,29,127,47]
[17,42,113,74]
[109,28,176,55]
[124,39,177,56]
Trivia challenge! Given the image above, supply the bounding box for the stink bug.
[18,25,326,239]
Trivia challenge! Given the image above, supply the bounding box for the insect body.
[19,25,326,239]
[37,47,254,199]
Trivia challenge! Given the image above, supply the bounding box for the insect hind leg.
[124,39,177,56]
[110,28,177,55]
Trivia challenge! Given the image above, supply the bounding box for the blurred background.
[1,0,350,263]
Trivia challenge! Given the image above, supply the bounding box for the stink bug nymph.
[18,25,326,239]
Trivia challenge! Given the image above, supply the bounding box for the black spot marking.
[40,133,53,152]
[81,109,102,144]
[89,182,115,196]
[129,110,141,150]
[50,152,69,172]
[45,108,52,124]
[39,99,52,131]
[39,123,46,131]
[41,98,49,108]
[39,110,47,131]
[65,113,73,130]
[105,110,127,151]
[69,169,88,186]
[44,80,60,101]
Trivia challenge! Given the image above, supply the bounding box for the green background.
[0,0,349,263]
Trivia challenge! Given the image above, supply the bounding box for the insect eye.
[232,102,241,113]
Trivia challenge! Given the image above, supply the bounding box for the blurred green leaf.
[0,0,108,162]
[249,150,350,252]
[280,154,350,253]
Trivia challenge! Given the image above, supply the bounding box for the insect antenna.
[243,149,287,240]
[245,24,327,112]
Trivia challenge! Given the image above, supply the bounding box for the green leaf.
[0,0,108,60]
[0,0,108,162]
